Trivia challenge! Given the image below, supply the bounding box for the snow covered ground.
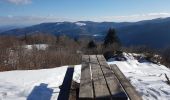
[108,53,170,100]
[0,65,81,100]
[0,53,170,100]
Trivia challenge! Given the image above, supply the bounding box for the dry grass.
[2,34,169,71]
[0,35,81,71]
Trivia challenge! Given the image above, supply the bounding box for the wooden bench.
[110,64,142,100]
[79,55,142,100]
[58,66,74,100]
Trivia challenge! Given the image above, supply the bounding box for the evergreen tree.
[88,40,97,48]
[104,28,120,47]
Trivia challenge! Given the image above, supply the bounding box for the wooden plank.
[58,66,74,100]
[110,64,143,100]
[79,55,94,100]
[90,55,111,99]
[97,55,127,99]
[69,81,79,100]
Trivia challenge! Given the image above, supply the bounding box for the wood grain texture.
[90,55,111,99]
[79,55,94,100]
[97,55,127,99]
[110,64,143,100]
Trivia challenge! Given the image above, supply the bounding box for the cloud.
[5,0,32,5]
[93,13,170,22]
[0,15,75,26]
[0,13,170,25]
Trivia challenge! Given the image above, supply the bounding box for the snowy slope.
[108,53,170,100]
[0,53,170,100]
[0,65,81,100]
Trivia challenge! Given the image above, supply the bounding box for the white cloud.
[0,13,170,25]
[93,13,170,22]
[5,0,32,4]
[0,16,75,26]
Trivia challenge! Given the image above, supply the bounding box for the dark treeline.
[0,29,170,71]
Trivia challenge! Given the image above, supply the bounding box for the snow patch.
[24,44,48,50]
[55,23,62,25]
[93,34,103,37]
[75,22,86,26]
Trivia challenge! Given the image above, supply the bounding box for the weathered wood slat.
[97,55,127,99]
[90,55,111,99]
[68,81,77,100]
[110,64,143,100]
[79,55,94,100]
[58,66,74,100]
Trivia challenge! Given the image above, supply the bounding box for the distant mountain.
[0,25,28,33]
[117,17,170,48]
[1,17,170,48]
[0,21,128,36]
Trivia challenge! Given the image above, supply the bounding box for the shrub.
[0,35,81,71]
[88,40,97,49]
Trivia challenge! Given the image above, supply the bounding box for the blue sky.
[1,0,170,25]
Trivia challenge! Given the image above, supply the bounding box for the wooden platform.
[79,55,142,100]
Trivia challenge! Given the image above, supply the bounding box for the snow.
[24,44,48,50]
[0,52,170,100]
[0,65,81,100]
[55,23,62,25]
[75,22,86,26]
[93,34,101,37]
[108,53,170,100]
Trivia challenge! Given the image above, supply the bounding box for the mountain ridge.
[1,17,170,48]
